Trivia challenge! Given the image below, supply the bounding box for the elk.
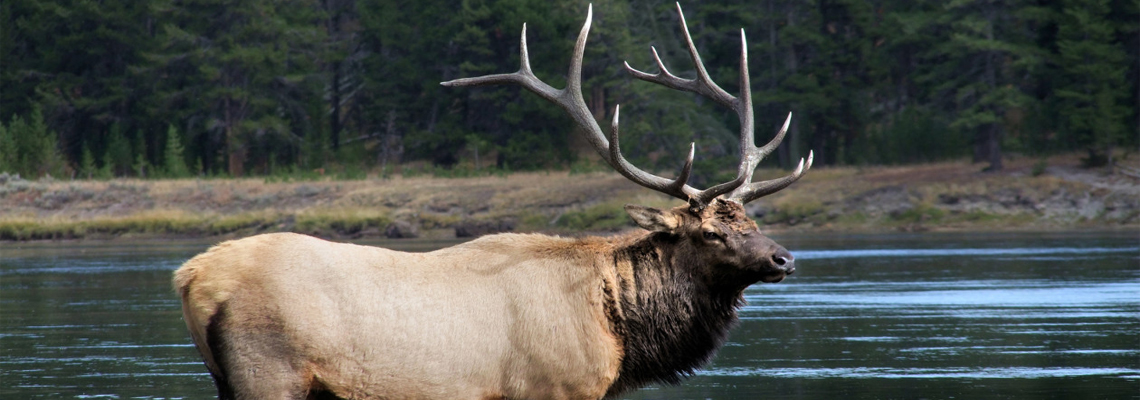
[174,4,812,399]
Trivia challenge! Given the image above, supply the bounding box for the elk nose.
[772,250,795,275]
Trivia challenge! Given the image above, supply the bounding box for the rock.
[743,202,769,219]
[455,218,516,238]
[294,185,322,197]
[850,185,915,217]
[385,220,420,239]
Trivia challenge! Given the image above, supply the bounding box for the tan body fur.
[176,232,627,400]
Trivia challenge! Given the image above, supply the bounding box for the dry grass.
[1,153,1136,241]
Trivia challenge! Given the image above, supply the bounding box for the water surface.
[1,232,1137,399]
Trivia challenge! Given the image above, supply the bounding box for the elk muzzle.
[772,248,795,276]
[733,233,796,284]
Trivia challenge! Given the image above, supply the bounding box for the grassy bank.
[1,154,1137,241]
[0,209,393,241]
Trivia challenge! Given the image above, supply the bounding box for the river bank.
[1,154,1137,241]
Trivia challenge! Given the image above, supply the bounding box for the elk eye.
[703,231,720,241]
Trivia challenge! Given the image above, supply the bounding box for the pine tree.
[162,124,190,178]
[5,114,28,175]
[1054,0,1130,167]
[0,119,14,174]
[105,123,132,176]
[25,108,55,176]
[96,146,113,180]
[1,107,68,178]
[79,143,96,179]
[134,152,149,178]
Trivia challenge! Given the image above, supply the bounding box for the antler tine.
[727,113,812,204]
[441,23,560,102]
[755,112,792,163]
[729,151,813,204]
[608,105,695,199]
[731,27,759,194]
[442,4,701,203]
[623,3,736,108]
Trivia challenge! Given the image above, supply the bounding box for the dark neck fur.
[603,232,745,397]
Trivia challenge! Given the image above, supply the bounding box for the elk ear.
[625,204,679,232]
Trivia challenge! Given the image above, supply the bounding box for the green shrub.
[763,201,825,225]
[891,203,945,224]
[556,202,632,231]
[295,209,390,235]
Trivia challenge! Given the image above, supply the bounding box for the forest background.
[1,0,1137,184]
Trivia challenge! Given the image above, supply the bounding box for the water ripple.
[700,366,1140,379]
[796,246,1139,260]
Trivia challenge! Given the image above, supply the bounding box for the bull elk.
[174,3,812,399]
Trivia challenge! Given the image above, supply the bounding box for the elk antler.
[441,3,811,207]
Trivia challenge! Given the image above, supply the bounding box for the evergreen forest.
[2,0,1137,181]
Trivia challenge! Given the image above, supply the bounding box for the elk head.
[443,3,811,287]
[626,198,795,289]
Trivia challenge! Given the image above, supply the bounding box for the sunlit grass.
[0,209,397,240]
[555,201,635,232]
[294,208,391,235]
[0,210,288,240]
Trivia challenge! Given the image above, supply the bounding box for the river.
[1,231,1137,399]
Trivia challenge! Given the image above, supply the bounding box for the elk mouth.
[759,272,787,283]
[744,259,793,284]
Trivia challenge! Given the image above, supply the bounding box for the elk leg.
[219,340,309,400]
[208,303,311,400]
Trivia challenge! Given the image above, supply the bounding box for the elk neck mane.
[593,230,747,396]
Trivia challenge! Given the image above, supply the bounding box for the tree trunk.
[378,109,401,172]
[981,7,1002,172]
[331,65,342,152]
[985,122,1002,171]
[226,129,244,177]
[223,96,245,177]
[973,129,987,163]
